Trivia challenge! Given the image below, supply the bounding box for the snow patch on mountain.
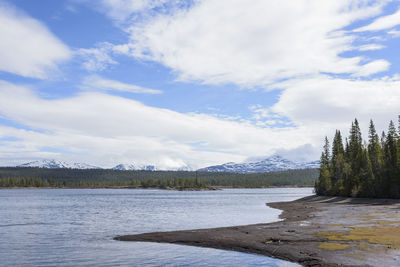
[18,159,100,169]
[111,163,159,171]
[198,155,319,173]
[15,159,192,171]
[112,164,137,170]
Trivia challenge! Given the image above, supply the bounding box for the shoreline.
[115,195,400,267]
[0,185,313,190]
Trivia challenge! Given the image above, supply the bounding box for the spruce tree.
[368,120,383,196]
[359,144,375,197]
[346,119,363,196]
[383,121,400,197]
[315,137,331,195]
[330,130,346,195]
[316,116,400,198]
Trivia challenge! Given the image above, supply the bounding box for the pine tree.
[359,145,375,197]
[346,119,363,196]
[368,120,383,196]
[381,131,386,148]
[383,121,400,197]
[315,116,400,198]
[315,137,331,195]
[330,130,346,195]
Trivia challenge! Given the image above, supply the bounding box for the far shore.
[0,185,313,190]
[115,195,400,267]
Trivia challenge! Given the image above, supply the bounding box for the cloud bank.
[123,0,388,86]
[0,3,71,79]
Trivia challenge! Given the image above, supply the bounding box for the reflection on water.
[0,188,312,266]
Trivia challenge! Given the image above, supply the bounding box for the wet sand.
[115,195,400,267]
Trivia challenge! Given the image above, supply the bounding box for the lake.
[0,188,313,266]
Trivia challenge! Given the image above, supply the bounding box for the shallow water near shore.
[0,188,312,266]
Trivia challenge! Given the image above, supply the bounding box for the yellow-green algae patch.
[318,242,349,250]
[358,242,368,249]
[318,226,400,249]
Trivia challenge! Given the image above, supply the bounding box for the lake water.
[0,188,313,266]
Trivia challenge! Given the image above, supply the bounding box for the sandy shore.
[115,195,400,267]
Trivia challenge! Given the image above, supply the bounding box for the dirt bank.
[115,195,400,267]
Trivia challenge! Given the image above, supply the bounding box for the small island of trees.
[315,117,400,198]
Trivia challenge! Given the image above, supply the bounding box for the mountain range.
[197,155,319,173]
[14,155,319,173]
[111,163,157,171]
[17,159,99,169]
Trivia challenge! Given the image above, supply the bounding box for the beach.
[115,195,400,267]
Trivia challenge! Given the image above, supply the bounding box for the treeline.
[315,117,400,198]
[0,176,207,189]
[0,167,318,188]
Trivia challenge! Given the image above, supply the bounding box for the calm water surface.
[0,188,313,266]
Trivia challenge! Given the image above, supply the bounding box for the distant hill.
[198,155,319,173]
[111,163,156,171]
[15,155,319,173]
[18,159,100,169]
[17,160,177,171]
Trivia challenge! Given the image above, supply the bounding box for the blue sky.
[1,0,400,169]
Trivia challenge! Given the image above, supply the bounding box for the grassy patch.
[318,226,400,249]
[318,242,349,250]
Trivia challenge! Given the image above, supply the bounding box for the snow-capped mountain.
[15,156,317,173]
[112,164,137,170]
[111,163,157,171]
[16,159,189,171]
[197,155,319,173]
[17,159,100,169]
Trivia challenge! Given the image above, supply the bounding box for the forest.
[315,117,400,198]
[0,167,317,189]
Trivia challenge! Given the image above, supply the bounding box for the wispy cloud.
[120,0,386,87]
[388,29,400,37]
[0,2,71,79]
[0,80,324,168]
[357,44,386,51]
[81,75,162,94]
[77,42,118,72]
[355,7,400,32]
[98,0,167,21]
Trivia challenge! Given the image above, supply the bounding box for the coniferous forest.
[315,117,400,198]
[0,167,317,189]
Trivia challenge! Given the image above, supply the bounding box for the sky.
[1,0,400,169]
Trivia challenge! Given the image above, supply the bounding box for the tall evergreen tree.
[368,120,383,196]
[359,144,375,197]
[315,117,400,199]
[346,119,363,196]
[381,131,386,148]
[383,121,400,197]
[330,130,347,195]
[315,137,331,195]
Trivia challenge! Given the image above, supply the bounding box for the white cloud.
[98,0,167,21]
[355,7,400,32]
[352,59,390,76]
[81,75,162,94]
[77,42,118,71]
[2,0,400,168]
[0,80,323,168]
[124,0,387,86]
[275,144,320,163]
[271,75,400,133]
[357,43,386,51]
[0,2,71,79]
[388,29,400,37]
